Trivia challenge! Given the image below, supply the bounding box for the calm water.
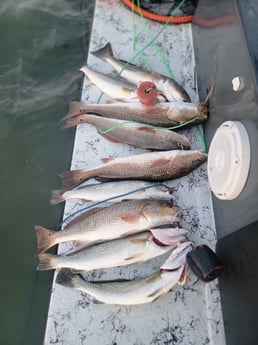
[0,1,94,344]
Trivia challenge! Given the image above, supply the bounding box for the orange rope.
[121,0,193,24]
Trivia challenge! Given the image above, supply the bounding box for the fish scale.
[66,101,207,127]
[35,199,181,255]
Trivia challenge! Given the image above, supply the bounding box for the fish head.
[145,184,174,200]
[164,79,191,102]
[142,201,181,224]
[172,134,191,151]
[183,150,208,170]
[160,241,193,272]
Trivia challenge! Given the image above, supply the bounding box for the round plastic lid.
[207,121,250,200]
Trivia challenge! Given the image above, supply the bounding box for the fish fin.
[59,170,92,189]
[61,115,82,129]
[55,268,76,288]
[92,297,105,304]
[91,42,113,60]
[121,87,134,95]
[130,238,148,246]
[147,286,166,301]
[137,126,157,133]
[124,254,144,261]
[151,157,170,168]
[98,133,122,144]
[101,157,115,164]
[73,240,91,247]
[70,268,85,274]
[64,102,86,119]
[50,190,65,205]
[34,225,56,256]
[37,253,58,271]
[120,213,142,224]
[151,70,162,82]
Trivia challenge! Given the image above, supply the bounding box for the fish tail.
[91,42,113,60]
[37,253,59,271]
[34,225,56,255]
[61,115,84,129]
[50,190,65,205]
[59,170,93,189]
[64,102,86,119]
[56,268,77,288]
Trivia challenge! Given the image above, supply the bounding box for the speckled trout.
[62,113,191,151]
[36,228,188,271]
[91,42,191,102]
[55,241,192,305]
[34,200,181,255]
[65,100,207,127]
[80,65,139,102]
[60,150,207,190]
[50,180,174,205]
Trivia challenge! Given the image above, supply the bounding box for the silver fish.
[62,113,191,151]
[60,150,207,190]
[91,42,191,102]
[55,241,192,305]
[36,228,188,271]
[50,180,173,205]
[80,65,138,102]
[65,100,207,127]
[34,199,181,255]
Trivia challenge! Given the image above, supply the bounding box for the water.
[0,1,94,344]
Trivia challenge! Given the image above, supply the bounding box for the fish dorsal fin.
[151,157,170,168]
[151,70,163,82]
[120,213,142,224]
[137,126,156,133]
[101,157,115,164]
[124,253,144,261]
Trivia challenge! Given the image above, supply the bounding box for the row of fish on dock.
[35,42,209,305]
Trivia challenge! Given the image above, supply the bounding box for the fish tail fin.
[91,42,113,60]
[50,190,65,205]
[61,114,85,129]
[64,102,86,119]
[56,268,77,288]
[37,253,59,271]
[34,225,56,255]
[59,170,93,189]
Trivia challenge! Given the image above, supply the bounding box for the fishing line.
[97,0,186,104]
[134,0,174,79]
[97,112,202,134]
[59,182,171,228]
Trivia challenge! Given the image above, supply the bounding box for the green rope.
[98,113,202,134]
[135,0,174,78]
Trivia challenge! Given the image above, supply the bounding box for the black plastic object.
[186,244,224,282]
[139,0,197,16]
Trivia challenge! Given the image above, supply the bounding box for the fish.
[34,199,181,255]
[80,65,139,102]
[91,42,191,102]
[64,100,208,127]
[50,180,174,205]
[36,228,188,271]
[60,150,208,190]
[55,241,192,305]
[62,113,191,151]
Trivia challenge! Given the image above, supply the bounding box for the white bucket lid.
[207,121,250,200]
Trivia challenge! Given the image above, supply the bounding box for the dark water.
[0,1,94,344]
